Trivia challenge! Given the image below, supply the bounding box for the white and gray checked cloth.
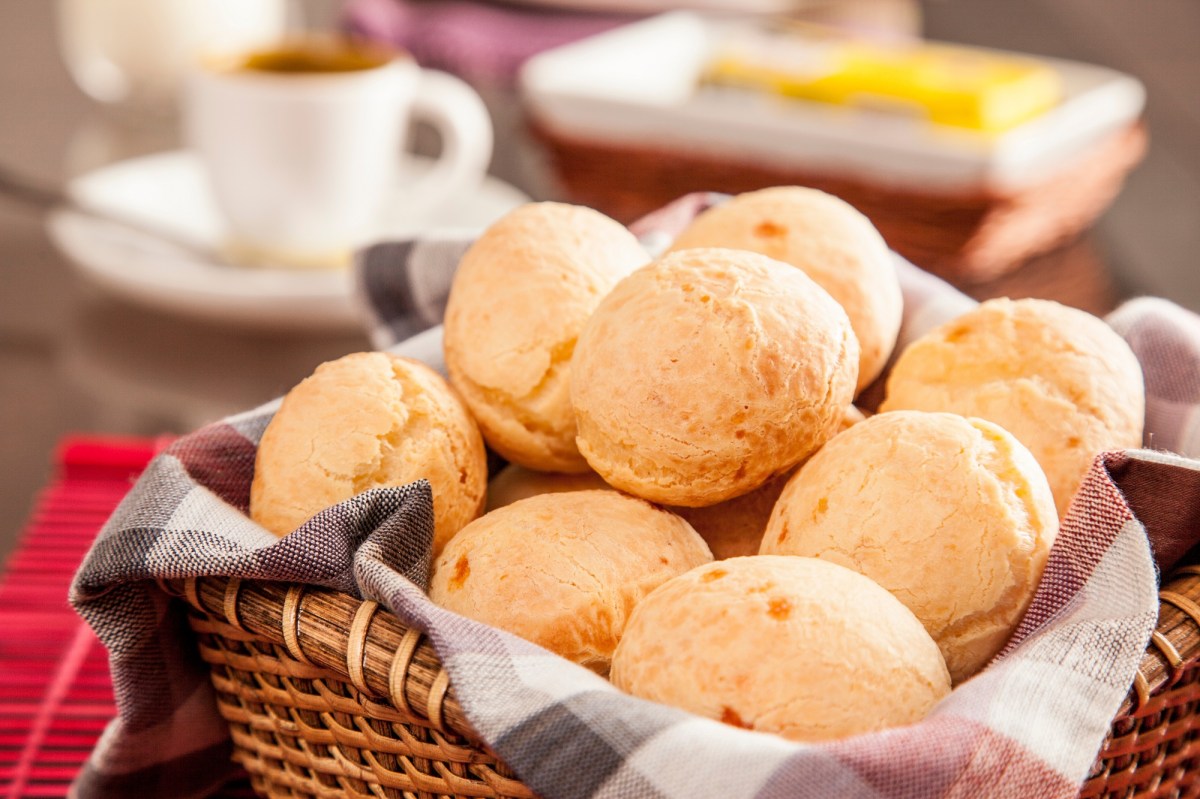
[71,194,1200,799]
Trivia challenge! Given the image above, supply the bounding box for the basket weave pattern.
[167,562,1200,799]
[165,578,533,799]
[530,122,1147,285]
[1081,565,1200,798]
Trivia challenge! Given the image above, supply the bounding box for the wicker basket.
[163,559,1200,799]
[530,121,1147,286]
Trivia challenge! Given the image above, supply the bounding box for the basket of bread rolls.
[71,189,1200,799]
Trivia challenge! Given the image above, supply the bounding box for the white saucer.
[48,150,530,331]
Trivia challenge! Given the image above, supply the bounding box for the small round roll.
[571,247,859,507]
[429,490,712,674]
[672,473,789,560]
[668,187,901,393]
[250,352,487,555]
[611,556,950,742]
[676,405,866,559]
[443,202,648,473]
[881,298,1145,515]
[762,410,1058,682]
[485,464,611,512]
[486,464,783,561]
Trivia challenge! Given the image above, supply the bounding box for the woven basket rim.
[166,554,1200,797]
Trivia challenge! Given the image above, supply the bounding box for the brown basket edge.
[528,118,1147,284]
[166,560,1200,797]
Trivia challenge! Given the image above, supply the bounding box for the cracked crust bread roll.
[429,490,712,674]
[672,473,790,560]
[482,463,777,559]
[571,247,859,507]
[611,556,950,741]
[250,352,487,555]
[676,406,866,559]
[761,410,1058,683]
[443,202,649,473]
[484,466,787,561]
[667,187,902,394]
[485,464,610,512]
[880,298,1145,515]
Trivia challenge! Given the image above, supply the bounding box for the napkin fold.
[72,194,1200,799]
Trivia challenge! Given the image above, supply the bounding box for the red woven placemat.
[0,436,256,799]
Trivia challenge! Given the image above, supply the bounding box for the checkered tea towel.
[72,193,1200,799]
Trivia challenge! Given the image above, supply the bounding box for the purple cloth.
[344,0,633,85]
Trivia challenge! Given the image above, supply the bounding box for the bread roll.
[762,410,1058,682]
[444,203,648,473]
[677,405,865,559]
[881,298,1144,514]
[429,490,712,674]
[611,556,950,741]
[672,474,789,560]
[572,248,859,507]
[668,187,901,393]
[250,352,487,555]
[485,464,610,512]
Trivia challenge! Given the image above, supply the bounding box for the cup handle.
[405,69,494,215]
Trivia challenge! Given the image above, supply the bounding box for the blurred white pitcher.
[185,38,494,269]
[58,0,289,108]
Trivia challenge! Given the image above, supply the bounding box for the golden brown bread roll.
[611,556,950,741]
[672,473,789,560]
[571,247,859,507]
[762,410,1058,682]
[881,298,1145,515]
[250,352,487,555]
[668,187,902,394]
[676,405,866,559]
[484,464,611,512]
[443,202,648,473]
[429,490,712,674]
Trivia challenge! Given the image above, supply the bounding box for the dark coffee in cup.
[232,39,397,74]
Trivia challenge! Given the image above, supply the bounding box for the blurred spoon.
[0,162,244,268]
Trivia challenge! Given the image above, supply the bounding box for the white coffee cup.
[185,38,493,268]
[58,0,289,108]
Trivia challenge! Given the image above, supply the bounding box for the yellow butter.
[709,28,1061,132]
